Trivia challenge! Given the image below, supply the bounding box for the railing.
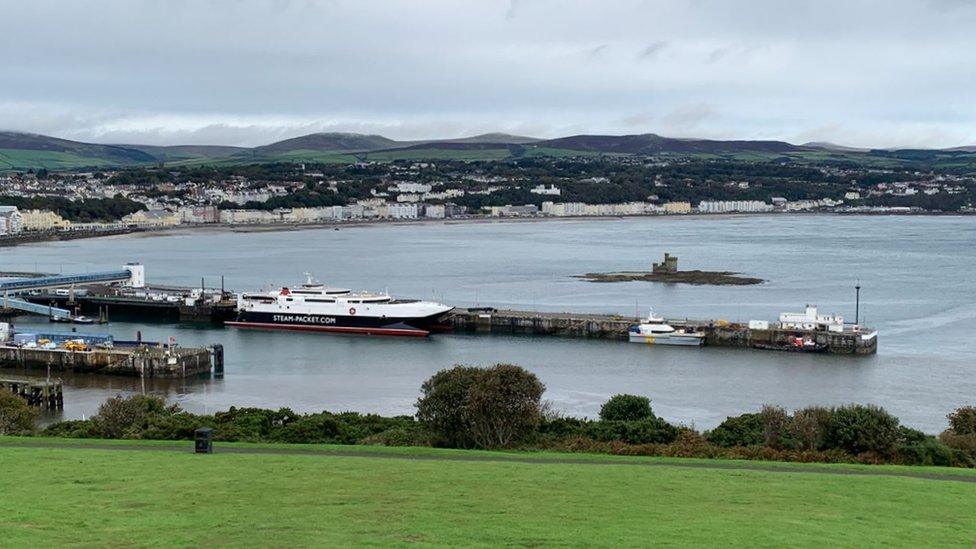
[0,270,132,292]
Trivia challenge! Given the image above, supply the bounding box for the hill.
[1,438,973,546]
[2,129,976,170]
[253,132,399,154]
[534,133,806,155]
[123,144,247,163]
[0,131,155,170]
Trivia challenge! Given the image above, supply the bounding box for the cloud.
[637,41,668,60]
[0,0,974,148]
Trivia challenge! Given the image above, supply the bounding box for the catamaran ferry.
[226,275,455,337]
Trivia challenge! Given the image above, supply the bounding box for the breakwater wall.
[0,344,221,377]
[448,309,877,355]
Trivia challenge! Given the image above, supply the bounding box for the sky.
[1,0,974,148]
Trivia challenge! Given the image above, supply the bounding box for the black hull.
[227,310,453,337]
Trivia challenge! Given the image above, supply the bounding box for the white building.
[779,305,844,332]
[0,206,22,234]
[391,182,432,194]
[388,203,419,219]
[530,184,561,196]
[424,204,446,219]
[697,201,774,214]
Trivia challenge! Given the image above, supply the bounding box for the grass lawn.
[0,439,973,546]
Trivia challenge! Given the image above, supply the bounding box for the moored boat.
[226,274,454,337]
[628,309,705,346]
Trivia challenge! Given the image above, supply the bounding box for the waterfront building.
[122,209,181,228]
[219,209,276,224]
[425,204,446,219]
[20,209,70,231]
[178,206,219,224]
[388,203,419,219]
[697,200,774,214]
[663,202,692,214]
[489,204,539,217]
[0,206,22,234]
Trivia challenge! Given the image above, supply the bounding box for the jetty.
[0,341,223,378]
[448,308,877,355]
[1,377,63,409]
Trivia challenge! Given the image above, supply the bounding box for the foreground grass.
[0,439,973,546]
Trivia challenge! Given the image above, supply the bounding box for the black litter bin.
[195,427,214,454]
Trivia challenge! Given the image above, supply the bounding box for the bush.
[896,437,953,467]
[587,418,678,445]
[0,391,37,435]
[824,404,900,457]
[706,413,764,448]
[599,394,655,422]
[788,406,832,451]
[42,419,98,438]
[358,426,436,447]
[416,364,545,449]
[90,394,169,439]
[760,405,792,449]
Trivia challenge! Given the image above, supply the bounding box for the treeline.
[0,195,144,222]
[5,364,973,469]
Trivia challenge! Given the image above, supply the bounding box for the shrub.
[599,394,655,422]
[0,391,37,435]
[416,364,545,449]
[896,436,953,467]
[358,426,436,447]
[211,407,299,442]
[760,405,793,450]
[42,419,98,438]
[587,418,678,445]
[824,404,900,457]
[90,394,168,438]
[788,406,832,451]
[946,406,976,436]
[538,416,590,440]
[706,413,764,448]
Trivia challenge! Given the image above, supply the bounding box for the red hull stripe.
[224,321,430,337]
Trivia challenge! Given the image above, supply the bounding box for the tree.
[824,404,900,456]
[0,392,37,435]
[599,394,655,422]
[416,364,545,449]
[946,406,976,436]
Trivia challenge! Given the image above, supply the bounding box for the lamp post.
[855,282,861,326]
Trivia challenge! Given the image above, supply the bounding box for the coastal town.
[1,156,972,236]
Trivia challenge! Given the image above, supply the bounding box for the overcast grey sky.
[1,0,974,147]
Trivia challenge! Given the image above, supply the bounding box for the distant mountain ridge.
[1,129,974,171]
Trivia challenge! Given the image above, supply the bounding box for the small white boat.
[628,309,705,346]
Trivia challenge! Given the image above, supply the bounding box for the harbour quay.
[0,336,223,378]
[448,308,878,355]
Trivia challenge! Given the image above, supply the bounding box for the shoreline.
[3,210,973,246]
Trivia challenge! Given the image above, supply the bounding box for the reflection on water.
[3,214,975,432]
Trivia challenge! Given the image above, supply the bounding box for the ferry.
[628,309,705,346]
[226,274,454,337]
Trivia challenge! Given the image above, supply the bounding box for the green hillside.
[0,438,973,546]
